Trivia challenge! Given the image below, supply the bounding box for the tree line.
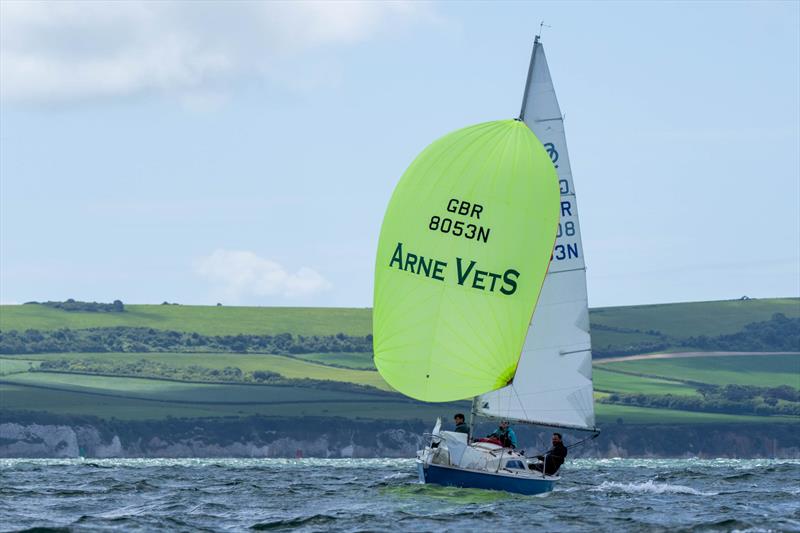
[680,313,799,352]
[0,327,372,355]
[24,299,125,313]
[599,383,800,417]
[1,313,796,357]
[593,313,799,358]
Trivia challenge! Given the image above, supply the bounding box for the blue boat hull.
[417,461,556,495]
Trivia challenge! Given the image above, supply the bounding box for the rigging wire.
[530,431,600,458]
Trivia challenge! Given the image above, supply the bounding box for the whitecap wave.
[382,472,413,480]
[554,486,582,493]
[592,480,716,496]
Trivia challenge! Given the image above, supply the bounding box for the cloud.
[195,249,331,303]
[0,1,434,104]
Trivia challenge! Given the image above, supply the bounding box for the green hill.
[0,304,373,336]
[2,297,796,336]
[590,298,800,338]
[2,298,796,356]
[598,354,800,389]
[0,297,798,427]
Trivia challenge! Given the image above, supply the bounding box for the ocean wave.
[720,472,756,481]
[14,526,72,533]
[382,471,414,480]
[251,514,338,530]
[592,480,716,496]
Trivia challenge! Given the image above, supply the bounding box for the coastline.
[2,415,798,459]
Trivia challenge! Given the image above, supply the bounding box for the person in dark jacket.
[453,413,469,435]
[530,433,567,475]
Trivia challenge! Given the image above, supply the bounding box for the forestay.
[476,40,596,431]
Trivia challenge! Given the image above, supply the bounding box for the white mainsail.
[475,38,596,431]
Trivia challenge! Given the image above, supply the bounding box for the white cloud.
[0,0,434,104]
[195,249,331,303]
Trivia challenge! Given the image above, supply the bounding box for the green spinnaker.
[373,120,560,402]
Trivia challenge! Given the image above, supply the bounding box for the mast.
[518,36,539,121]
[519,23,549,120]
[468,397,477,440]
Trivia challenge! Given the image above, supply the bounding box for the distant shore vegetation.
[591,313,799,357]
[34,357,389,396]
[1,314,795,357]
[23,299,125,313]
[0,328,372,355]
[599,383,800,417]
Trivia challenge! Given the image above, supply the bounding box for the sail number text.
[553,200,580,261]
[428,198,491,243]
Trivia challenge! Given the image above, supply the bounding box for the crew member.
[530,433,568,475]
[486,420,517,448]
[453,413,469,434]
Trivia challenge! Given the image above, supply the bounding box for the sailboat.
[373,36,597,495]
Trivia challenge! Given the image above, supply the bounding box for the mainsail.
[476,38,597,431]
[373,120,560,403]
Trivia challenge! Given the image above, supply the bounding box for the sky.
[1,0,798,309]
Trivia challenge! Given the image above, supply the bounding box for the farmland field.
[292,352,375,370]
[1,351,798,425]
[592,403,788,425]
[1,368,786,425]
[593,367,699,396]
[0,372,456,421]
[590,328,666,350]
[3,298,796,342]
[0,359,38,375]
[1,352,390,390]
[2,371,385,402]
[0,304,373,336]
[1,298,798,426]
[589,298,800,339]
[599,355,800,388]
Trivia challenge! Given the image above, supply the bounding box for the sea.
[1,458,798,532]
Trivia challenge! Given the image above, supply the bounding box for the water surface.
[1,458,798,531]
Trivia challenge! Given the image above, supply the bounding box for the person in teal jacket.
[487,420,517,448]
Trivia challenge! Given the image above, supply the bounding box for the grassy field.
[591,328,664,349]
[292,352,375,370]
[592,403,788,425]
[1,298,798,426]
[3,371,386,403]
[0,378,780,425]
[599,355,800,388]
[0,369,785,425]
[0,358,38,375]
[2,352,797,425]
[1,352,390,390]
[593,367,699,396]
[0,371,460,421]
[0,304,373,336]
[2,298,796,341]
[590,298,800,339]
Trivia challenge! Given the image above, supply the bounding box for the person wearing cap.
[486,420,517,448]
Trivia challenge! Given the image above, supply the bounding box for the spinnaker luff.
[373,119,559,402]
